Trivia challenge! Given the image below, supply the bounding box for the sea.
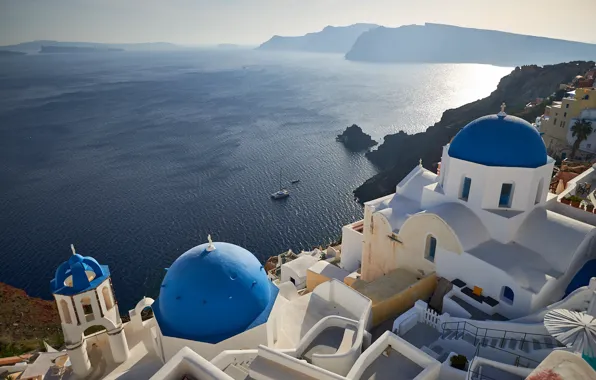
[0,49,512,310]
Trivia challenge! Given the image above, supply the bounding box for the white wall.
[340,222,364,272]
[436,249,534,319]
[440,154,554,243]
[312,279,372,330]
[158,322,268,362]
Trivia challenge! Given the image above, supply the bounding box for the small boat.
[271,169,290,200]
[290,179,300,184]
[271,189,290,199]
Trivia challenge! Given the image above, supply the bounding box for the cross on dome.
[70,244,76,255]
[498,102,507,117]
[207,234,215,252]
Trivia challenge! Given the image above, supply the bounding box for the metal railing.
[441,321,564,351]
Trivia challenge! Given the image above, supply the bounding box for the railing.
[476,344,540,368]
[441,321,564,350]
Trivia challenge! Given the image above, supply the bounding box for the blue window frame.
[501,286,514,304]
[426,236,437,262]
[460,177,471,201]
[499,183,513,208]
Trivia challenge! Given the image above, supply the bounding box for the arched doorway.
[565,260,596,296]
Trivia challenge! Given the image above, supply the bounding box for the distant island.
[40,45,124,54]
[345,23,596,66]
[217,43,241,49]
[0,50,26,57]
[336,124,377,152]
[257,24,378,54]
[0,40,180,54]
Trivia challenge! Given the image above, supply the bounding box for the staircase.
[224,360,253,380]
[439,329,558,355]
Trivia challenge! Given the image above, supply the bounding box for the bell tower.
[51,245,129,378]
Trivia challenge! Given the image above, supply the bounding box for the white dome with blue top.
[152,240,279,344]
[448,113,547,168]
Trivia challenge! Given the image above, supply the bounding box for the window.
[566,103,569,109]
[554,118,558,125]
[460,177,471,201]
[290,277,296,285]
[535,179,544,205]
[102,287,114,310]
[499,183,514,208]
[60,300,72,324]
[564,112,567,117]
[425,235,437,263]
[501,286,514,305]
[588,144,592,149]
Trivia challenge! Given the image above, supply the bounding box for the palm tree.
[570,119,593,158]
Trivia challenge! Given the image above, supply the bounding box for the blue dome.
[152,242,278,344]
[448,114,547,168]
[51,252,110,296]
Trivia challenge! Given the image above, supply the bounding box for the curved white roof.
[425,203,490,251]
[515,209,595,273]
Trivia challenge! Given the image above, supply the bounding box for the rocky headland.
[40,45,124,53]
[354,61,595,203]
[336,124,378,152]
[257,24,379,54]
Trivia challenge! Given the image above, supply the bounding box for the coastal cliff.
[345,24,596,66]
[354,61,595,202]
[0,283,62,357]
[336,124,377,151]
[258,24,378,54]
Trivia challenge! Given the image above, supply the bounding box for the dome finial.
[70,244,76,255]
[207,234,215,252]
[498,102,507,117]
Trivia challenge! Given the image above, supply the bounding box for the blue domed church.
[348,105,596,320]
[151,237,280,361]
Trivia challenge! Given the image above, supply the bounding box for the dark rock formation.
[258,24,378,54]
[346,23,596,66]
[337,124,377,152]
[354,61,595,202]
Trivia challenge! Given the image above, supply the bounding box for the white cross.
[207,234,215,251]
[500,102,506,113]
[70,244,76,255]
[419,158,423,167]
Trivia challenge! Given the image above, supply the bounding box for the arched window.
[102,287,114,310]
[535,178,544,205]
[425,235,437,263]
[60,299,72,324]
[501,286,514,305]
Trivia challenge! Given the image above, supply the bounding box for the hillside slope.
[346,24,596,66]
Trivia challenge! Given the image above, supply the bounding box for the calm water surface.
[0,50,511,309]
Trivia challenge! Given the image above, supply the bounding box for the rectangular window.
[588,144,592,148]
[566,103,570,109]
[564,112,567,117]
[425,236,437,263]
[554,118,557,125]
[460,177,471,201]
[499,183,514,208]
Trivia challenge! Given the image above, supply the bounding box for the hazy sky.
[1,0,595,46]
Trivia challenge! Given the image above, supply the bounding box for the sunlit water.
[0,50,511,309]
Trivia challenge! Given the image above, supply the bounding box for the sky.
[1,0,596,46]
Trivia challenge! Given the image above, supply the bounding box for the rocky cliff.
[0,283,62,357]
[354,61,595,202]
[346,24,596,66]
[336,124,377,151]
[258,24,379,54]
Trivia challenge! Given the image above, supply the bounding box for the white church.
[12,107,596,379]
